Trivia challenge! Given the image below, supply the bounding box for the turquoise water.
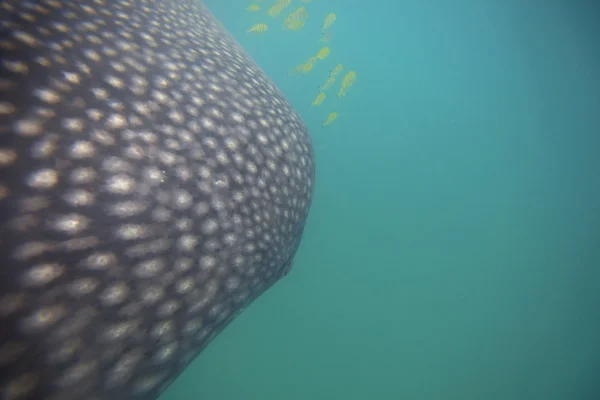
[161,1,600,399]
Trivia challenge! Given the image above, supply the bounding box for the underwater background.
[161,0,600,399]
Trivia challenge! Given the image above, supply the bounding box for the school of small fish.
[245,1,357,128]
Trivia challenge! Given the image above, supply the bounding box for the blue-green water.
[161,1,600,399]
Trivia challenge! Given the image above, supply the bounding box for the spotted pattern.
[0,0,314,399]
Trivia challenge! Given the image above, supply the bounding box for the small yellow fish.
[319,32,332,43]
[338,70,356,98]
[319,76,335,91]
[247,4,260,11]
[322,112,338,127]
[282,7,308,30]
[289,63,305,75]
[330,64,343,77]
[321,13,336,32]
[301,56,318,73]
[268,0,291,16]
[267,5,282,16]
[247,23,268,33]
[283,19,305,30]
[316,46,330,60]
[311,92,326,106]
[301,62,314,74]
[294,7,308,20]
[289,56,318,75]
[341,70,356,87]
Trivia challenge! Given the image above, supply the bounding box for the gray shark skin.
[0,0,314,399]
